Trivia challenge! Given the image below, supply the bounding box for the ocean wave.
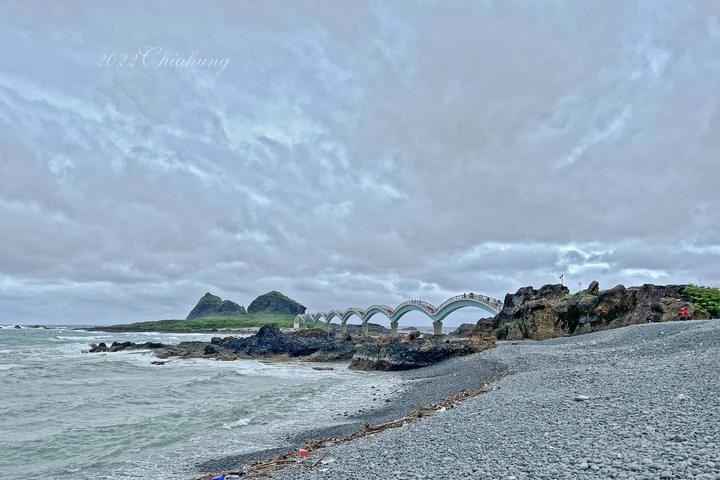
[187,369,247,384]
[222,417,252,429]
[54,335,112,341]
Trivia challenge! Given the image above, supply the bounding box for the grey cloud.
[0,1,718,325]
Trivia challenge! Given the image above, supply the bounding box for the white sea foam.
[222,417,252,429]
[54,335,113,341]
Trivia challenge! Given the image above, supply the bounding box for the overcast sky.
[1,1,719,326]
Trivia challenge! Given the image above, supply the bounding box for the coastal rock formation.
[89,341,166,353]
[487,282,711,341]
[87,323,493,370]
[186,292,246,320]
[349,336,495,371]
[449,323,476,337]
[86,325,357,360]
[213,324,354,359]
[247,291,306,315]
[327,322,391,335]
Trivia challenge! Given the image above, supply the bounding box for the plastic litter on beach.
[210,475,225,480]
[297,452,331,467]
[298,448,309,456]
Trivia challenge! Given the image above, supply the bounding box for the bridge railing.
[366,304,394,315]
[395,299,436,313]
[435,293,502,313]
[345,308,365,317]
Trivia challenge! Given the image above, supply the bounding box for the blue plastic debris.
[211,476,225,480]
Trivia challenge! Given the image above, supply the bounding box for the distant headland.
[88,290,306,333]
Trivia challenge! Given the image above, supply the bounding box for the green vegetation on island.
[91,290,305,332]
[96,312,295,332]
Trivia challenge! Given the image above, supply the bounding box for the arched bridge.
[294,293,503,336]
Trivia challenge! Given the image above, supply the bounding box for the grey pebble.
[261,321,720,480]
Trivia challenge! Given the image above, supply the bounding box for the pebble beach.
[262,320,720,480]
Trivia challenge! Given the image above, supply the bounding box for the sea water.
[0,325,401,480]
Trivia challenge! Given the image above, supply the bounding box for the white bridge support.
[296,293,503,336]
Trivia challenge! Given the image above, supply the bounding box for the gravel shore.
[266,320,720,480]
[196,349,505,475]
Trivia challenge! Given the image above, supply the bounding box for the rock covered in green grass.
[247,290,306,315]
[186,292,246,319]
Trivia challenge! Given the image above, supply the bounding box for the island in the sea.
[89,290,307,332]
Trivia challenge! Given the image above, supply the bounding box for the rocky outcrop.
[216,300,246,315]
[186,292,246,320]
[89,341,166,353]
[247,291,306,315]
[449,323,477,337]
[87,323,495,370]
[486,282,711,341]
[349,337,495,371]
[213,324,353,359]
[327,322,391,335]
[468,317,497,341]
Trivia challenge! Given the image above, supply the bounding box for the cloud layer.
[1,1,719,325]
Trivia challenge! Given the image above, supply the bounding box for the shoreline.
[194,350,508,477]
[263,319,720,479]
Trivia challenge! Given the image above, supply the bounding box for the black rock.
[216,323,354,359]
[586,280,600,295]
[349,337,494,371]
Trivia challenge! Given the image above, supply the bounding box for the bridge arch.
[340,308,365,324]
[300,293,502,335]
[433,299,499,322]
[362,305,394,323]
[391,301,435,322]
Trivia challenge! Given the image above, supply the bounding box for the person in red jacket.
[681,306,688,319]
